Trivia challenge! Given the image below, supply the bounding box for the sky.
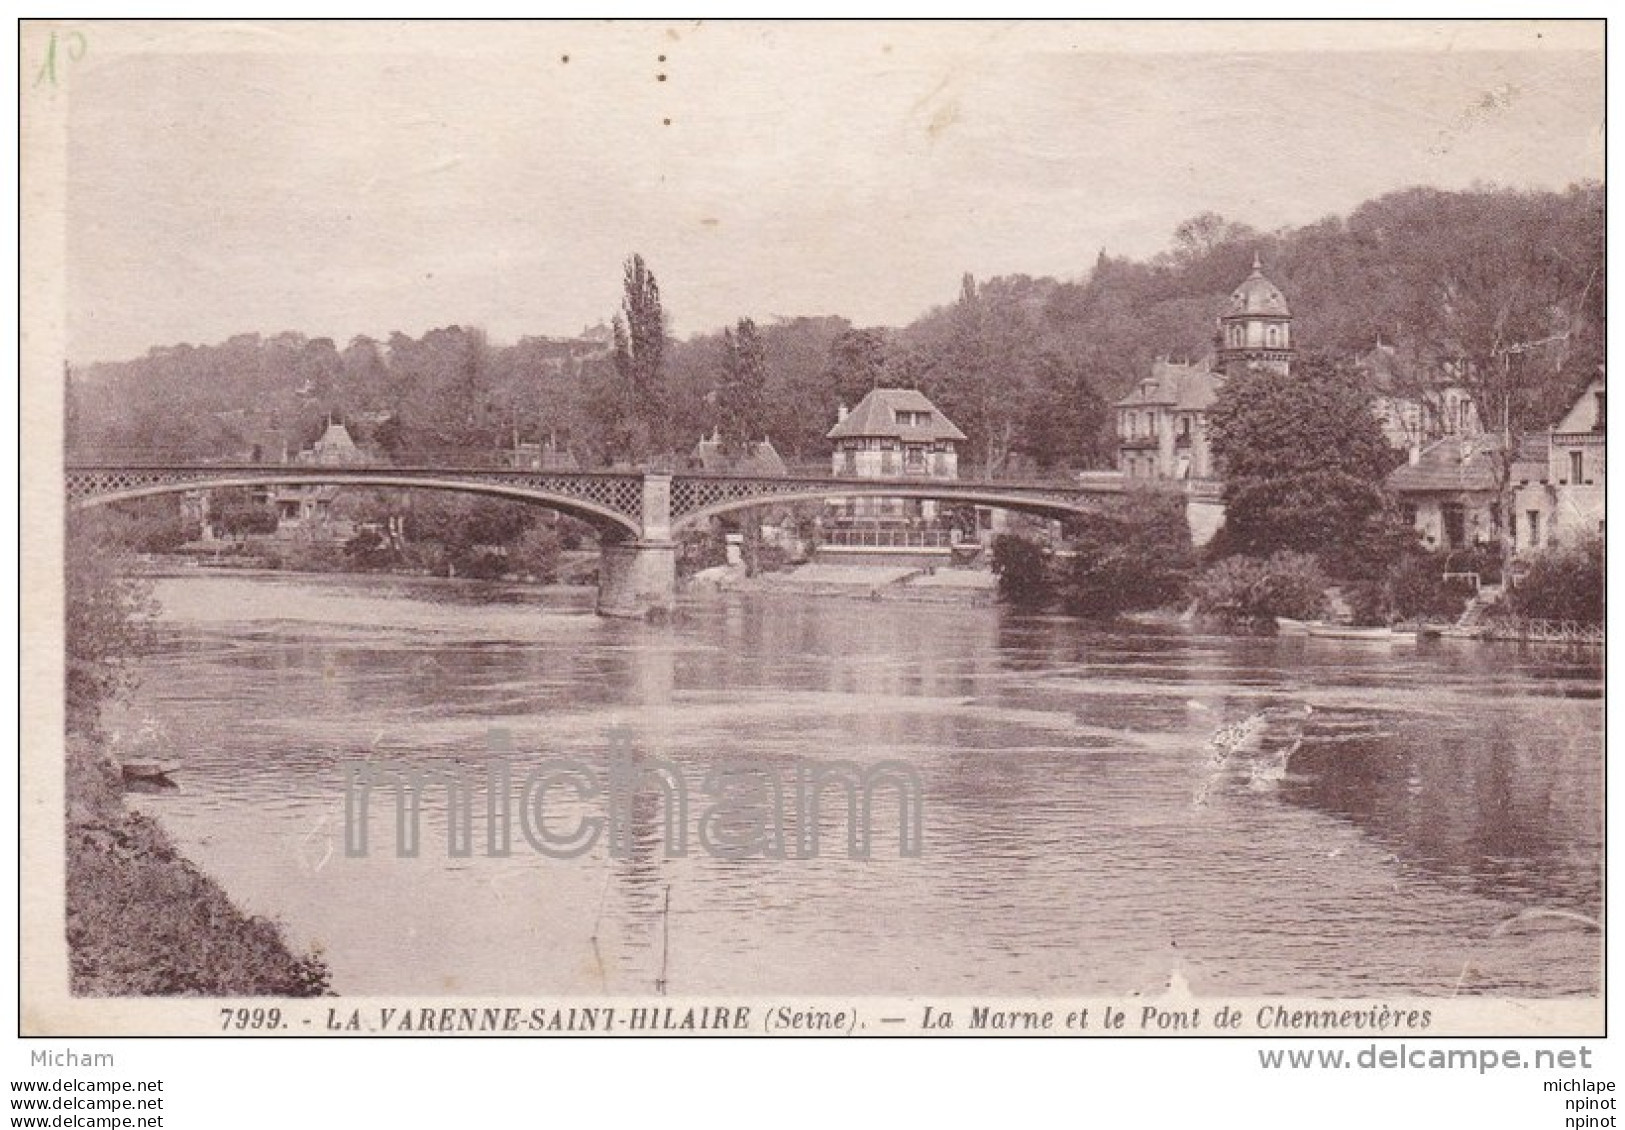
[53,20,1604,364]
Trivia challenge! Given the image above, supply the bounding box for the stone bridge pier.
[595,473,677,619]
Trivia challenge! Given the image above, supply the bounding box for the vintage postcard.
[21,19,1605,1039]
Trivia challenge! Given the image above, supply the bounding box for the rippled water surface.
[111,572,1603,997]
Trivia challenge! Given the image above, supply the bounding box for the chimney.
[1409,443,1421,466]
[836,402,849,423]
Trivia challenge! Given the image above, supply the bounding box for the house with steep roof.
[821,387,968,557]
[297,420,369,466]
[1115,358,1221,481]
[689,432,788,476]
[1386,376,1605,556]
[1510,375,1605,553]
[827,387,966,479]
[269,420,372,536]
[1384,436,1505,551]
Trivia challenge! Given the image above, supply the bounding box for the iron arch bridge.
[64,463,1130,616]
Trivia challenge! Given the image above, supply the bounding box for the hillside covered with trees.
[69,182,1602,477]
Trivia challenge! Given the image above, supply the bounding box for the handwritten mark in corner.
[33,29,88,89]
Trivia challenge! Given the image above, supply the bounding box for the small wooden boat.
[120,758,182,781]
[1275,617,1312,635]
[1306,622,1415,643]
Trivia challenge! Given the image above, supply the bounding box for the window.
[1570,450,1584,484]
[1267,325,1278,347]
[1527,510,1541,548]
[1595,390,1606,433]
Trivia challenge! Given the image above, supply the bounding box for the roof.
[1386,436,1505,494]
[1553,375,1606,434]
[690,435,788,475]
[314,422,358,452]
[1224,254,1291,318]
[300,422,367,465]
[827,387,967,443]
[1114,358,1222,412]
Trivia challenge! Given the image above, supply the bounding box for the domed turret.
[1216,253,1294,376]
[1227,253,1291,316]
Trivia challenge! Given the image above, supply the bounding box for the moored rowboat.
[120,759,181,781]
[1305,622,1415,643]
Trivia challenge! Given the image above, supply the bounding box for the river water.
[110,571,1602,998]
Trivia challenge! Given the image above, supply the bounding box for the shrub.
[344,527,399,570]
[991,534,1052,607]
[677,527,728,579]
[1510,536,1604,624]
[511,525,563,583]
[1191,551,1329,627]
[1059,490,1193,615]
[1387,553,1476,622]
[65,517,155,733]
[1442,540,1505,586]
[211,490,280,537]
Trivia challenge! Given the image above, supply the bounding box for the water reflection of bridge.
[67,462,1133,616]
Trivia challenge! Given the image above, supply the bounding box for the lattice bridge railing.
[64,465,647,527]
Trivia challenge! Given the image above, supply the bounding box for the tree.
[65,515,155,732]
[610,253,668,461]
[824,327,889,412]
[714,317,769,454]
[1352,185,1603,569]
[1021,351,1111,470]
[1190,551,1330,628]
[1059,490,1194,615]
[1207,355,1405,574]
[917,274,1041,477]
[990,534,1051,607]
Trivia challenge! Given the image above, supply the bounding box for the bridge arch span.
[670,483,1108,534]
[67,472,645,540]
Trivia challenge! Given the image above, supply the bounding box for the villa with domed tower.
[1115,254,1295,485]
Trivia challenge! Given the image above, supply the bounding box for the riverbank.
[65,730,332,996]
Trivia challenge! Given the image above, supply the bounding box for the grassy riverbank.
[65,732,332,997]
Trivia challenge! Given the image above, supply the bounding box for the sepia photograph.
[20,18,1605,1060]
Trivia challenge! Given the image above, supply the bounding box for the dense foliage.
[990,534,1051,606]
[1510,536,1605,624]
[1190,552,1330,627]
[1058,490,1194,615]
[1207,356,1408,575]
[65,516,155,732]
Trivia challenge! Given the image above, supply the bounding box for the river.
[108,571,1603,998]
